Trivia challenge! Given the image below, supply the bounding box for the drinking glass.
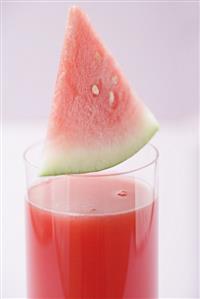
[24,142,159,298]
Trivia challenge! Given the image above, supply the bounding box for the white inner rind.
[40,108,159,176]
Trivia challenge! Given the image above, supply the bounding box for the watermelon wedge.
[41,7,159,176]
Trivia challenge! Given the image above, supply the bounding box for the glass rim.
[23,141,159,178]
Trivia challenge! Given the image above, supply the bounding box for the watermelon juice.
[26,175,157,298]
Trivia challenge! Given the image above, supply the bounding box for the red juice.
[26,176,157,298]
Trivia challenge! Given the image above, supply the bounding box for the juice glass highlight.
[24,143,158,299]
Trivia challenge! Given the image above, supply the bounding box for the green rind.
[40,110,159,176]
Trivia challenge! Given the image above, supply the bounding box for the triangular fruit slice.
[41,7,159,176]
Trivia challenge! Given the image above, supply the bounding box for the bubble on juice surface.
[89,208,97,212]
[117,190,128,197]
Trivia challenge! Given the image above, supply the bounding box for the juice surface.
[26,176,157,299]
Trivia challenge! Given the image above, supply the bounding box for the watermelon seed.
[117,190,128,197]
[95,51,101,62]
[89,208,97,212]
[92,84,100,96]
[109,91,115,106]
[112,75,118,85]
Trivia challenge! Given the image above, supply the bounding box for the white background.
[2,1,199,298]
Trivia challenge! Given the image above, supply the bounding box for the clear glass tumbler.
[24,142,159,299]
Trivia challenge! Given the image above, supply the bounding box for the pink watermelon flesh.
[41,7,159,176]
